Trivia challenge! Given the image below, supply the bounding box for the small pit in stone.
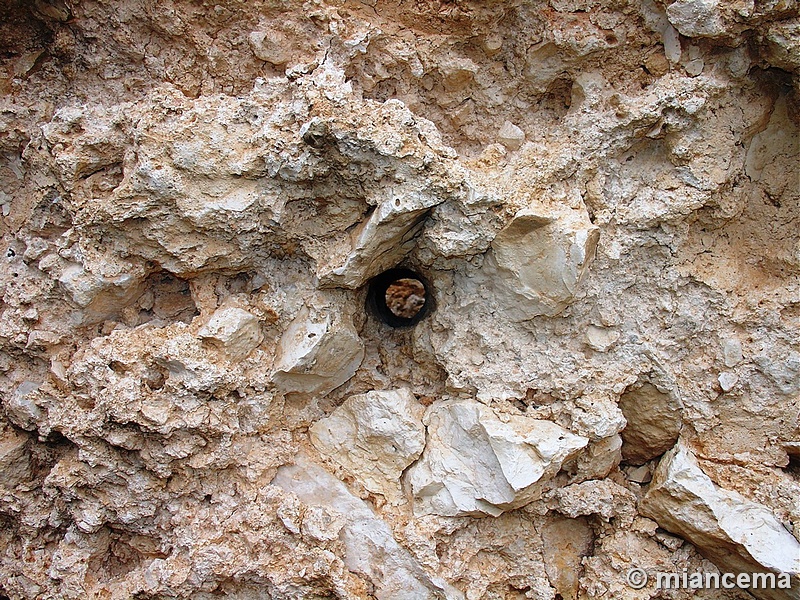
[367,268,432,328]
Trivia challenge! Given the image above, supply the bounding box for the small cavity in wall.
[366,268,433,328]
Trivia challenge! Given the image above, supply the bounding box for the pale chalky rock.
[567,434,622,482]
[484,204,599,321]
[666,0,726,38]
[7,382,44,431]
[198,307,262,361]
[318,100,467,289]
[497,121,525,151]
[585,325,620,352]
[248,31,292,66]
[58,264,145,322]
[641,443,800,600]
[272,454,464,600]
[763,20,800,73]
[553,479,637,526]
[272,305,364,398]
[407,399,589,517]
[310,388,425,504]
[320,190,443,289]
[2,0,800,596]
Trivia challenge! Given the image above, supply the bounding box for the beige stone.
[1,0,799,597]
[272,454,464,600]
[198,307,262,361]
[310,389,425,504]
[641,443,800,600]
[407,399,589,516]
[485,205,600,321]
[272,305,364,398]
[618,382,682,465]
[497,121,525,151]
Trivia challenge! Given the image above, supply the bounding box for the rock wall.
[1,0,799,598]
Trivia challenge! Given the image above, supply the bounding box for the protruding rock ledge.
[272,304,364,399]
[641,442,800,600]
[310,388,425,504]
[407,399,589,517]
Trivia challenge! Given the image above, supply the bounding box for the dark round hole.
[367,268,432,328]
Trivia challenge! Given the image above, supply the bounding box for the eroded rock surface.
[310,388,425,505]
[1,0,799,598]
[408,399,589,517]
[641,443,800,600]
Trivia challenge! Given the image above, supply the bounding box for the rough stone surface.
[272,454,463,600]
[310,388,425,504]
[198,306,263,361]
[407,399,589,516]
[641,443,800,600]
[618,381,683,465]
[1,0,799,597]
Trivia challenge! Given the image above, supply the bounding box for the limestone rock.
[7,381,44,431]
[407,399,589,517]
[272,304,364,398]
[641,443,800,600]
[497,121,525,151]
[198,307,262,361]
[1,0,799,597]
[248,31,292,66]
[585,325,620,352]
[58,264,145,322]
[484,204,600,321]
[272,454,464,600]
[718,371,738,392]
[553,479,637,526]
[666,0,726,38]
[0,427,32,489]
[310,389,425,504]
[567,434,622,482]
[319,190,442,289]
[618,382,682,465]
[763,20,800,73]
[541,515,593,600]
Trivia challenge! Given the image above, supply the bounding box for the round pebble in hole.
[367,268,432,328]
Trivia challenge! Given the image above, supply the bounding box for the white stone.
[554,479,637,525]
[568,434,622,482]
[684,58,704,76]
[310,389,425,504]
[58,264,144,320]
[198,307,262,361]
[663,23,683,63]
[718,371,738,392]
[497,121,525,151]
[406,399,589,517]
[641,443,800,600]
[439,57,477,92]
[485,205,599,321]
[319,190,443,288]
[0,428,32,488]
[764,21,800,72]
[723,338,743,367]
[8,381,44,430]
[272,305,364,398]
[272,454,464,600]
[585,325,620,352]
[666,0,726,38]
